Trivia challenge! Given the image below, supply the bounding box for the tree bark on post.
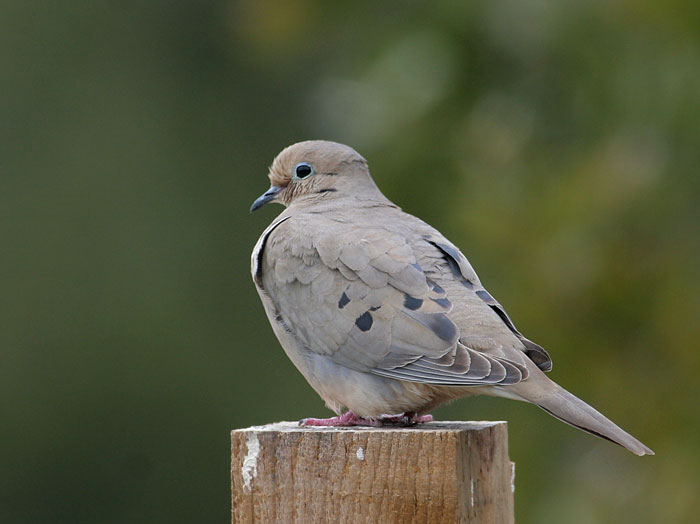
[231,421,514,524]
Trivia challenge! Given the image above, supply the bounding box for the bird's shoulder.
[258,207,428,295]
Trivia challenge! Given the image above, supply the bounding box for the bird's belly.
[302,352,476,417]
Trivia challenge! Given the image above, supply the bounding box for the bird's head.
[250,140,376,212]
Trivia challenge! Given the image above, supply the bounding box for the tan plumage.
[250,140,653,456]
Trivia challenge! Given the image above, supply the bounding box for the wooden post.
[231,421,514,524]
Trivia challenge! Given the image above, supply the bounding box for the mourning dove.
[250,140,653,456]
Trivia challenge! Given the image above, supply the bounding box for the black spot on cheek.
[355,311,373,332]
[338,292,350,309]
[318,188,338,194]
[369,306,381,311]
[403,295,423,310]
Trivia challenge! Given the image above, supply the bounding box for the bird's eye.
[294,162,314,179]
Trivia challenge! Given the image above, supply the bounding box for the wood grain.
[231,421,514,524]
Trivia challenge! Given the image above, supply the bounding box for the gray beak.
[250,186,282,212]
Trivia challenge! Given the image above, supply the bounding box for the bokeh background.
[2,1,699,523]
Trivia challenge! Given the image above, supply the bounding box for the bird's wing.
[416,234,553,372]
[259,217,527,386]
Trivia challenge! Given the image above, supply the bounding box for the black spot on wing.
[355,311,373,332]
[476,289,494,302]
[428,240,476,287]
[434,242,461,265]
[425,314,457,342]
[431,297,451,308]
[338,292,350,309]
[476,290,519,333]
[522,339,553,372]
[442,250,462,277]
[369,306,381,311]
[492,307,517,333]
[431,282,445,294]
[403,295,423,311]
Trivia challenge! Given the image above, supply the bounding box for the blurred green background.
[2,1,698,523]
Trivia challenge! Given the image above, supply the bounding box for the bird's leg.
[299,411,382,427]
[379,412,434,426]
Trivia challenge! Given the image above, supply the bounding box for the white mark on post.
[241,432,260,492]
[356,446,365,460]
[510,461,516,493]
[470,478,475,507]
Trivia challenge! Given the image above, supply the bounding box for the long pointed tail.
[511,372,654,456]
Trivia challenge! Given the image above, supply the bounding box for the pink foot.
[380,412,434,426]
[299,411,433,427]
[300,411,382,427]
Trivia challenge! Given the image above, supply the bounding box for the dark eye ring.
[294,162,314,179]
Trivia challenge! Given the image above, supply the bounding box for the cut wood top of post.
[232,420,506,434]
